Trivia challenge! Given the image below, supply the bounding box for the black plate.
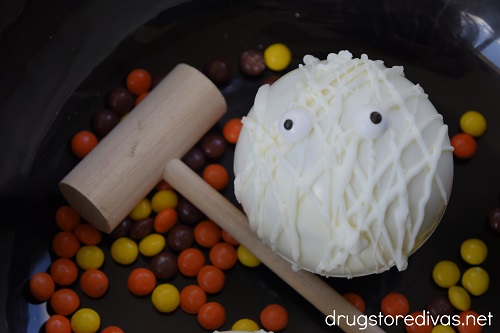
[1,0,500,332]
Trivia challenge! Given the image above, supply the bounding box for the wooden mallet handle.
[60,64,385,333]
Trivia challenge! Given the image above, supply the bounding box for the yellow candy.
[129,198,152,221]
[237,245,261,267]
[151,284,180,313]
[432,260,460,288]
[460,238,487,265]
[111,237,138,265]
[71,308,100,333]
[431,324,455,333]
[448,286,471,311]
[139,233,166,257]
[151,190,178,213]
[232,318,260,331]
[460,110,487,137]
[462,266,489,296]
[264,43,291,71]
[76,245,104,270]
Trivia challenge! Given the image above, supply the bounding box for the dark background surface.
[1,0,500,332]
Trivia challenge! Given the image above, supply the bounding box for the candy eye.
[353,105,389,139]
[279,109,312,143]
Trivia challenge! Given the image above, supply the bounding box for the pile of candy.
[29,43,294,333]
[341,219,495,333]
[28,42,495,333]
[451,111,487,159]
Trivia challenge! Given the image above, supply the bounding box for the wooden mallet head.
[60,64,226,233]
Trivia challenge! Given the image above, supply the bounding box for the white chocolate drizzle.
[234,51,453,277]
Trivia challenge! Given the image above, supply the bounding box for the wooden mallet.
[60,64,385,333]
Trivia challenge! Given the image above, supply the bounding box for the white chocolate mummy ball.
[234,51,453,278]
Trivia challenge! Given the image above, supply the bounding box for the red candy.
[126,69,152,95]
[260,304,289,331]
[203,164,229,190]
[71,130,98,159]
[197,265,225,294]
[209,242,237,270]
[197,301,226,330]
[343,293,366,313]
[223,118,243,144]
[180,284,207,314]
[381,292,410,317]
[451,133,477,159]
[178,248,205,277]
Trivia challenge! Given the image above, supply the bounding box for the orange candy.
[198,301,226,330]
[45,314,71,333]
[126,68,152,95]
[29,272,55,301]
[194,220,222,248]
[343,293,366,313]
[154,208,178,234]
[457,310,484,333]
[221,229,239,246]
[178,248,205,277]
[209,242,237,270]
[71,130,98,159]
[135,92,149,105]
[55,205,81,231]
[74,223,102,245]
[101,326,125,333]
[197,265,225,294]
[222,118,243,144]
[180,284,207,315]
[260,304,289,331]
[404,311,433,333]
[80,269,109,298]
[381,292,410,317]
[52,231,80,258]
[50,258,78,286]
[451,133,477,159]
[50,288,80,316]
[202,164,229,190]
[127,268,157,296]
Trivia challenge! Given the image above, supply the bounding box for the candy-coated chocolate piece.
[167,225,194,252]
[448,286,471,311]
[426,295,454,319]
[149,252,178,279]
[432,260,461,288]
[462,267,489,296]
[264,43,291,71]
[460,239,487,265]
[488,207,500,233]
[240,50,265,76]
[460,110,487,137]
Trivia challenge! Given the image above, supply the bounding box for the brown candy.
[425,295,454,319]
[149,252,178,280]
[488,207,500,233]
[129,218,154,240]
[177,197,205,225]
[107,87,135,116]
[92,109,120,138]
[240,50,265,76]
[204,57,231,86]
[182,147,206,171]
[167,225,194,252]
[110,218,133,238]
[201,132,226,159]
